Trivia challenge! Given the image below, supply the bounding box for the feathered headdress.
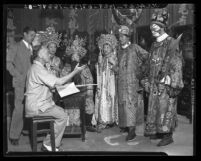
[40,26,62,47]
[97,34,118,50]
[65,35,87,58]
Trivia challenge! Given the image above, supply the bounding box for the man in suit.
[7,26,36,145]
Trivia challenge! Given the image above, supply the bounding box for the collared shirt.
[156,33,169,42]
[22,39,33,53]
[25,60,59,116]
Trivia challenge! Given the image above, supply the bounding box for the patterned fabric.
[144,36,184,135]
[63,66,94,126]
[94,52,119,128]
[65,109,80,126]
[117,44,149,127]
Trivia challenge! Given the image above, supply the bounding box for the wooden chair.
[28,116,55,152]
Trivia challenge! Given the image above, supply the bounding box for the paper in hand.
[56,82,80,98]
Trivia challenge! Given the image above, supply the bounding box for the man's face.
[48,42,57,57]
[24,30,36,44]
[150,24,162,38]
[119,34,128,45]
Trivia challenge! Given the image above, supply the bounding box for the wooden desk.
[58,87,87,142]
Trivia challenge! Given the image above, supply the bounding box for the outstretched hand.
[74,63,86,73]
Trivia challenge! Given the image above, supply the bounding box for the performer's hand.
[74,63,86,73]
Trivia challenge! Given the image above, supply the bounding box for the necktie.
[28,44,33,54]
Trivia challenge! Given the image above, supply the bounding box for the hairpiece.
[97,34,118,50]
[65,35,87,58]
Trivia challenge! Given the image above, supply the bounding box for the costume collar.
[156,33,169,42]
[122,41,131,49]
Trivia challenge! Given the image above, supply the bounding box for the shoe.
[9,138,19,146]
[126,127,137,141]
[150,134,163,140]
[120,127,129,133]
[86,126,98,132]
[157,135,174,146]
[41,144,60,152]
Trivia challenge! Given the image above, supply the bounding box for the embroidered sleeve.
[166,50,184,98]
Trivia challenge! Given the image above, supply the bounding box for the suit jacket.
[7,40,33,88]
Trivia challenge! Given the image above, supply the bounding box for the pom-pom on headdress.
[97,34,118,50]
[65,35,87,58]
[40,26,62,47]
[151,8,169,28]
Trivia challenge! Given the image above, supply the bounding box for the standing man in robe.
[141,8,184,146]
[7,26,36,145]
[115,25,149,141]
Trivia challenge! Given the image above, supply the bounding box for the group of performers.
[7,8,184,151]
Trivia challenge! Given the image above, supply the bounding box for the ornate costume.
[143,9,184,139]
[117,25,149,128]
[65,35,96,130]
[40,26,62,77]
[94,34,119,129]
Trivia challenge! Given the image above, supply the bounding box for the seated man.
[25,46,86,152]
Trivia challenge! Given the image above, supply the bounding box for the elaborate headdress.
[40,26,62,47]
[65,35,87,58]
[151,8,169,28]
[97,34,118,50]
[118,25,130,36]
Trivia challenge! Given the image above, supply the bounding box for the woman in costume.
[66,35,98,132]
[40,26,62,77]
[95,33,119,130]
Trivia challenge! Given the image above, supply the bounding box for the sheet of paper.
[56,82,80,98]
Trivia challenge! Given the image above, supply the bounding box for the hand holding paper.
[56,82,80,98]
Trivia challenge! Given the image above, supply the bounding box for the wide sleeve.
[134,44,150,81]
[166,50,184,98]
[6,44,21,77]
[134,44,150,61]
